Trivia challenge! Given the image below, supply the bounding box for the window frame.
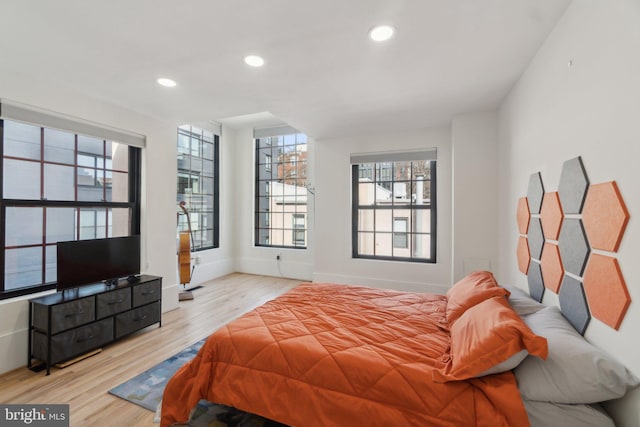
[351,159,437,263]
[176,125,220,252]
[0,118,142,300]
[254,132,308,249]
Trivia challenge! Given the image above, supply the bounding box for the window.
[393,217,408,248]
[0,117,141,300]
[255,129,308,249]
[177,125,219,251]
[292,213,305,246]
[351,149,436,263]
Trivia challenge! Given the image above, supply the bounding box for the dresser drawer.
[96,288,131,319]
[132,280,161,307]
[33,318,113,364]
[115,302,160,339]
[50,297,95,334]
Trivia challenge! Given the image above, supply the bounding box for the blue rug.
[109,338,288,426]
[109,339,206,411]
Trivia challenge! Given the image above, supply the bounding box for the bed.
[160,271,638,427]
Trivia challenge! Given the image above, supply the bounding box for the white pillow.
[503,285,545,316]
[515,306,639,404]
[523,400,614,427]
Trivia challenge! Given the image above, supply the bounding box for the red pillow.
[433,296,548,382]
[446,271,510,322]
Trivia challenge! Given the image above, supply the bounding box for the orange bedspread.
[161,283,530,427]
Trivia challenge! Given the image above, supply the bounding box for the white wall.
[451,112,499,281]
[0,69,178,374]
[497,1,640,425]
[312,127,453,294]
[233,128,315,280]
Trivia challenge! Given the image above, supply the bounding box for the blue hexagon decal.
[527,218,544,261]
[558,218,590,276]
[558,156,589,214]
[558,275,591,335]
[527,172,545,214]
[527,260,545,302]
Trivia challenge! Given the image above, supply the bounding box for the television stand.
[28,274,162,375]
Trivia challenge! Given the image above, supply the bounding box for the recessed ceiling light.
[157,78,177,88]
[369,25,395,42]
[244,55,265,67]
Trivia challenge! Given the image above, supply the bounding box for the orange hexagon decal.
[583,254,630,330]
[540,242,563,294]
[540,192,563,241]
[517,197,530,235]
[517,236,530,275]
[582,182,629,252]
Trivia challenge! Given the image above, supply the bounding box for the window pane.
[46,207,76,243]
[375,232,393,256]
[45,245,56,283]
[109,142,129,171]
[4,121,40,160]
[44,164,75,201]
[5,247,42,290]
[414,234,431,259]
[78,135,103,156]
[78,167,104,201]
[79,209,98,239]
[110,208,130,237]
[358,182,376,206]
[375,210,392,232]
[6,207,43,246]
[358,232,374,255]
[108,171,129,202]
[202,159,214,177]
[358,210,374,232]
[44,128,75,164]
[4,158,40,199]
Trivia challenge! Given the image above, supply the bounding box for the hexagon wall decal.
[582,181,629,252]
[558,275,591,335]
[527,218,544,261]
[558,156,589,214]
[517,197,530,235]
[583,254,630,330]
[517,236,530,275]
[540,192,564,241]
[527,261,545,302]
[527,172,545,214]
[558,218,590,276]
[540,242,563,294]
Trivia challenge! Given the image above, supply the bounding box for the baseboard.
[312,271,449,294]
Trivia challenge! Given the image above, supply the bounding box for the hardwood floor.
[0,273,301,427]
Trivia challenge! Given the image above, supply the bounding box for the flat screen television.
[56,235,141,291]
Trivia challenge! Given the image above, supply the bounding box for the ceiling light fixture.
[156,77,177,88]
[244,55,265,67]
[369,25,395,42]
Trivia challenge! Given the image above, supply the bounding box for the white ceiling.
[0,0,571,139]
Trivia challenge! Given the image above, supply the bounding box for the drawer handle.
[76,334,94,343]
[65,309,84,317]
[141,290,155,296]
[108,299,125,305]
[134,315,148,322]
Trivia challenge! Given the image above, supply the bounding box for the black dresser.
[28,275,162,375]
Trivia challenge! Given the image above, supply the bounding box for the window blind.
[350,148,437,164]
[0,99,146,148]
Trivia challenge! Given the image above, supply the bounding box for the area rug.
[109,338,206,411]
[109,338,288,426]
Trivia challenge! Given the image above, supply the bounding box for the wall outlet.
[276,254,281,261]
[194,256,201,265]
